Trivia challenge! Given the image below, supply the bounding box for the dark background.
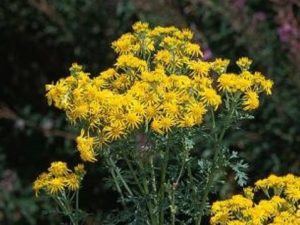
[1,0,300,224]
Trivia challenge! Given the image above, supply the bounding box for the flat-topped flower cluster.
[33,161,85,195]
[211,174,300,225]
[44,21,273,163]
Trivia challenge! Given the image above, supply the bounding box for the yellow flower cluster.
[33,161,85,195]
[45,21,273,162]
[211,174,300,225]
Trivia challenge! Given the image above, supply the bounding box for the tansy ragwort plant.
[211,174,300,225]
[33,162,86,225]
[33,22,273,225]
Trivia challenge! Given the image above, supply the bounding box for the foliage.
[35,22,273,225]
[0,1,300,225]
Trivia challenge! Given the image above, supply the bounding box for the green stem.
[55,193,77,225]
[109,164,126,207]
[196,143,220,225]
[125,153,156,225]
[124,156,144,193]
[75,190,79,224]
[137,159,157,225]
[109,157,133,196]
[159,140,170,225]
[187,159,198,222]
[196,102,236,225]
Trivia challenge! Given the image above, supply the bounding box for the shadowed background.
[1,0,300,224]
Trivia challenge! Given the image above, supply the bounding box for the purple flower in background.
[203,47,213,60]
[232,0,245,9]
[277,22,296,43]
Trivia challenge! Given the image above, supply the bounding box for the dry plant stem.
[150,156,157,195]
[197,99,236,225]
[170,185,176,225]
[150,155,160,225]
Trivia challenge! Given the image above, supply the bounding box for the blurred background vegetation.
[0,0,299,224]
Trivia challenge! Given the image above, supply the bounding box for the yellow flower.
[155,50,172,65]
[211,58,230,74]
[33,172,50,196]
[129,102,145,115]
[141,38,155,53]
[74,164,86,176]
[112,33,137,55]
[104,122,126,140]
[217,73,236,92]
[69,63,83,76]
[144,105,159,120]
[185,43,203,57]
[112,74,131,90]
[260,78,273,95]
[65,174,80,191]
[181,28,194,40]
[162,102,179,117]
[100,68,117,80]
[151,118,163,134]
[218,73,252,93]
[178,115,196,127]
[45,82,69,109]
[48,161,70,177]
[187,102,206,120]
[200,88,222,110]
[125,112,142,129]
[47,177,65,194]
[68,103,89,121]
[160,116,175,133]
[236,57,253,71]
[132,21,149,32]
[76,130,97,162]
[243,187,254,200]
[188,61,211,76]
[161,36,182,49]
[242,90,259,111]
[115,54,147,72]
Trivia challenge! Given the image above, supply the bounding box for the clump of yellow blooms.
[44,21,273,162]
[211,174,300,225]
[33,161,85,195]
